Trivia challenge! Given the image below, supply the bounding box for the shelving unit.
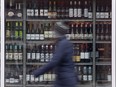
[4,0,112,87]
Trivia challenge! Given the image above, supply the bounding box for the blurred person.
[32,22,77,87]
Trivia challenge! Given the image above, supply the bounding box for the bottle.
[100,6,105,18]
[34,3,39,17]
[26,22,31,40]
[78,66,82,81]
[9,44,13,62]
[10,69,15,83]
[43,1,48,18]
[96,23,100,40]
[6,22,11,40]
[30,22,35,40]
[84,43,90,62]
[44,23,49,39]
[45,44,50,62]
[30,2,34,17]
[53,1,57,19]
[70,24,75,40]
[107,67,111,81]
[83,66,88,81]
[84,1,88,18]
[61,1,65,19]
[48,23,53,39]
[108,22,111,40]
[14,22,19,40]
[49,44,53,61]
[26,67,30,84]
[105,22,109,40]
[96,5,100,18]
[19,22,23,40]
[18,45,23,62]
[48,0,52,19]
[75,24,79,40]
[13,44,18,61]
[27,3,31,17]
[35,23,40,40]
[35,45,40,62]
[5,44,9,61]
[40,24,44,40]
[77,1,82,18]
[88,66,92,81]
[14,72,19,83]
[96,44,99,61]
[16,3,23,18]
[7,0,15,18]
[40,1,44,18]
[84,23,88,40]
[32,44,36,62]
[69,1,73,18]
[75,44,80,62]
[100,23,104,40]
[104,5,109,18]
[88,23,93,40]
[10,22,15,40]
[26,45,31,62]
[80,23,84,40]
[40,44,45,62]
[74,1,78,18]
[80,44,85,62]
[88,1,92,18]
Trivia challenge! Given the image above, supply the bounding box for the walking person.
[32,22,77,87]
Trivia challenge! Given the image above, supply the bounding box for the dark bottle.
[84,1,88,18]
[96,23,100,40]
[30,23,35,40]
[40,44,45,62]
[6,22,11,40]
[13,44,18,61]
[26,3,31,17]
[49,44,53,61]
[74,1,78,18]
[45,44,50,62]
[100,23,105,40]
[104,5,109,18]
[40,24,44,40]
[18,45,23,62]
[53,1,57,19]
[77,1,82,18]
[30,2,34,17]
[84,23,89,40]
[35,45,40,62]
[105,22,110,40]
[88,66,92,81]
[34,2,39,17]
[96,5,100,18]
[83,66,88,81]
[19,22,23,40]
[14,22,19,40]
[84,43,90,62]
[80,23,84,40]
[75,44,81,62]
[40,1,44,19]
[88,1,92,18]
[35,23,40,40]
[32,44,36,62]
[88,23,93,40]
[100,6,105,18]
[43,1,48,18]
[75,24,79,40]
[80,44,85,62]
[9,44,13,62]
[70,24,75,40]
[26,45,31,62]
[48,0,52,19]
[5,44,9,61]
[26,22,31,40]
[78,66,82,81]
[69,1,73,18]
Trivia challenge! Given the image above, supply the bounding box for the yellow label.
[75,56,80,62]
[6,30,10,38]
[15,31,19,39]
[19,31,23,38]
[73,56,76,62]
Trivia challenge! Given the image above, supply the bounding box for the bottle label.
[88,75,92,81]
[65,34,70,40]
[77,9,82,17]
[44,9,48,16]
[88,34,93,40]
[45,53,49,62]
[30,75,34,82]
[84,9,88,17]
[27,9,31,16]
[6,79,10,83]
[80,52,85,59]
[107,75,111,81]
[10,78,15,83]
[75,56,80,62]
[35,34,40,40]
[31,34,35,40]
[96,12,100,18]
[30,9,34,16]
[14,53,19,60]
[36,53,40,60]
[9,53,13,60]
[74,9,78,17]
[49,31,53,38]
[104,12,109,18]
[84,34,88,40]
[44,74,48,81]
[27,53,31,59]
[26,75,30,81]
[26,34,31,40]
[40,34,44,40]
[69,8,73,17]
[48,74,52,81]
[39,75,44,82]
[88,12,92,18]
[35,9,39,16]
[40,9,44,16]
[44,31,49,38]
[40,53,44,62]
[85,52,90,59]
[32,53,36,59]
[19,53,22,60]
[83,75,87,81]
[6,53,9,60]
[100,12,105,18]
[35,77,39,82]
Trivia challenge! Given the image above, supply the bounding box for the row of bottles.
[5,44,23,62]
[6,0,23,18]
[26,44,55,62]
[73,43,92,63]
[26,22,54,41]
[5,65,23,84]
[96,0,111,19]
[5,21,23,41]
[96,22,111,41]
[75,65,92,82]
[26,0,93,19]
[96,66,111,82]
[26,65,55,84]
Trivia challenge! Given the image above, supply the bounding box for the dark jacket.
[32,36,77,87]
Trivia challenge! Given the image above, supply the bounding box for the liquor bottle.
[96,23,100,40]
[10,22,15,40]
[14,22,19,40]
[7,0,15,18]
[69,1,73,18]
[88,23,93,40]
[30,22,35,40]
[35,45,40,62]
[83,66,87,81]
[70,24,75,40]
[74,1,78,18]
[43,1,48,18]
[6,22,11,40]
[48,23,53,39]
[84,43,90,62]
[64,1,69,19]
[44,23,49,39]
[88,66,92,81]
[96,5,100,18]
[100,23,104,40]
[26,22,31,40]
[48,0,52,19]
[45,44,50,62]
[53,1,57,19]
[9,44,13,62]
[40,1,44,18]
[26,45,31,62]
[107,67,111,81]
[49,44,53,61]
[5,44,9,61]
[40,44,45,62]
[16,3,23,18]
[105,22,109,40]
[80,44,85,62]
[19,22,23,40]
[78,66,82,81]
[84,1,88,18]
[80,23,84,39]
[13,44,18,61]
[32,44,36,62]
[75,44,80,62]
[30,2,34,17]
[34,2,39,17]
[75,24,79,40]
[61,1,65,19]
[35,23,40,40]
[104,5,109,18]
[18,45,23,62]
[109,4,112,18]
[84,23,88,40]
[77,1,82,18]
[100,6,105,18]
[40,24,44,40]
[27,3,31,17]
[88,1,92,18]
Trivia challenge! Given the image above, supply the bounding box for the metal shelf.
[75,62,93,65]
[6,84,23,87]
[5,41,24,44]
[6,62,23,65]
[26,19,92,22]
[96,62,111,65]
[96,19,111,21]
[5,19,23,21]
[96,41,111,43]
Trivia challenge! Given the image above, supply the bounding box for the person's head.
[54,22,69,38]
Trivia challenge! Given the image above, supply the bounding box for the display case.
[4,0,112,87]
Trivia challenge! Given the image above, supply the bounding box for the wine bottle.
[80,44,85,62]
[88,23,93,40]
[105,22,109,40]
[96,5,100,18]
[75,44,80,62]
[83,66,88,81]
[78,66,82,81]
[44,23,49,39]
[43,1,48,18]
[53,1,57,19]
[84,1,88,18]
[5,44,9,61]
[30,22,35,40]
[88,1,92,18]
[104,5,109,18]
[77,1,82,18]
[100,23,104,40]
[48,0,52,19]
[100,6,105,18]
[27,3,31,17]
[80,23,84,39]
[88,66,92,81]
[18,45,23,62]
[35,45,40,61]
[32,44,36,62]
[69,1,73,18]
[45,44,50,62]
[16,3,23,18]
[19,22,23,40]
[75,24,79,40]
[96,23,100,40]
[40,45,45,62]
[40,1,44,18]
[26,22,31,40]
[40,24,44,40]
[84,43,90,62]
[35,23,40,40]
[107,67,111,81]
[30,2,34,17]
[6,22,11,40]
[84,23,88,40]
[27,45,31,62]
[34,3,39,17]
[70,24,75,40]
[13,44,18,61]
[9,44,13,62]
[74,1,78,18]
[14,22,19,40]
